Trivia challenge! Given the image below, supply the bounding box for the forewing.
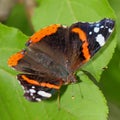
[68,18,115,70]
[8,25,69,79]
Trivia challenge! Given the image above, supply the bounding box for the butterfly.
[8,18,115,102]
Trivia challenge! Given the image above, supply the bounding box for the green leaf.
[99,0,120,120]
[60,71,108,120]
[0,0,117,120]
[32,0,115,30]
[0,23,28,74]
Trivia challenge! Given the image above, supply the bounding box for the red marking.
[8,51,24,67]
[27,24,61,44]
[72,28,91,62]
[22,75,63,90]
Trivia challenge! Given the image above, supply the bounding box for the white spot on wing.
[108,28,113,33]
[96,34,105,46]
[36,98,41,102]
[30,93,33,96]
[100,25,104,28]
[29,89,36,93]
[94,27,100,33]
[32,96,35,99]
[32,86,35,89]
[89,31,92,35]
[95,23,100,27]
[37,91,51,98]
[63,25,67,28]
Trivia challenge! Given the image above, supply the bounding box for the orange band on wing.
[8,51,24,67]
[72,28,91,61]
[28,24,61,44]
[22,75,62,90]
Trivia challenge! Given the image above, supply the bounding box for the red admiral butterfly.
[8,18,115,102]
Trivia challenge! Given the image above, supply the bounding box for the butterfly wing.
[8,25,69,79]
[17,74,63,102]
[68,18,115,70]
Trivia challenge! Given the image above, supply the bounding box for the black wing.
[17,74,63,102]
